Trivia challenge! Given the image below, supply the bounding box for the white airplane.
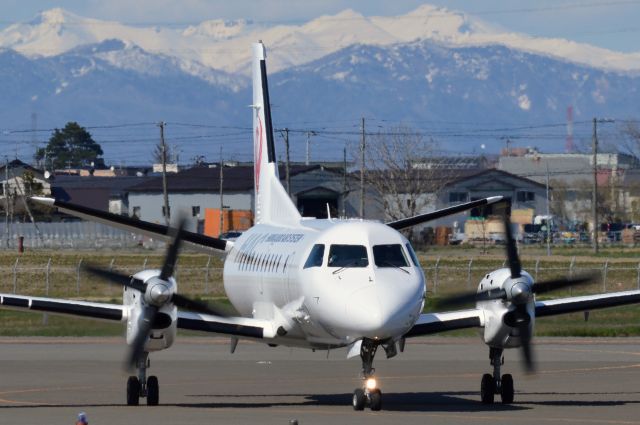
[3,42,640,411]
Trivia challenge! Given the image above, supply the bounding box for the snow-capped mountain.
[1,5,639,164]
[3,5,640,76]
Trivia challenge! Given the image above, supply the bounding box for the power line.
[1,1,638,27]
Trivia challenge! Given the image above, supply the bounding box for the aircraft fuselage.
[224,219,426,348]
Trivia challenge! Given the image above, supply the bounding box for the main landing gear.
[126,352,159,406]
[352,339,382,411]
[480,347,514,404]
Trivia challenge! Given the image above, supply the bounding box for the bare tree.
[152,142,176,164]
[363,126,459,242]
[619,120,640,158]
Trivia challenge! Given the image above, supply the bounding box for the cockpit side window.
[303,244,325,268]
[405,243,421,267]
[328,245,369,267]
[373,244,409,267]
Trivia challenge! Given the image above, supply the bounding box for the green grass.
[0,310,124,336]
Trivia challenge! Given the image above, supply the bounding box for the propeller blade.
[531,274,595,295]
[160,216,187,281]
[520,326,534,372]
[171,293,229,317]
[125,305,158,370]
[518,309,535,373]
[437,288,507,310]
[500,202,521,279]
[83,264,146,292]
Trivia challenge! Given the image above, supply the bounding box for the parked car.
[219,231,243,241]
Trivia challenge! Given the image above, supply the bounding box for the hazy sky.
[2,0,640,52]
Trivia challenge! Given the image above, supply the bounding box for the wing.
[0,293,125,322]
[177,311,276,340]
[535,290,640,317]
[404,308,483,338]
[31,197,231,255]
[386,196,504,230]
[1,293,278,341]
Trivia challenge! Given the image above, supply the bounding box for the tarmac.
[1,336,640,425]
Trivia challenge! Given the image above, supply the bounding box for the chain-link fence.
[0,255,225,299]
[0,253,637,301]
[422,256,640,297]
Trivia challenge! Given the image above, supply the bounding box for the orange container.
[204,208,253,237]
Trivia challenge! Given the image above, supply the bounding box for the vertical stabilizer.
[252,42,301,225]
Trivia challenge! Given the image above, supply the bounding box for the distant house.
[0,159,50,199]
[388,168,547,232]
[436,168,547,221]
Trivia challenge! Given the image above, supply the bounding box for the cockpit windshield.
[328,245,369,268]
[303,244,325,268]
[373,244,409,268]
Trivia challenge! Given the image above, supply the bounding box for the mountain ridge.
[2,5,640,75]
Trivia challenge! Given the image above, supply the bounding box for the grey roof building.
[51,175,154,215]
[498,149,640,224]
[498,149,638,185]
[126,164,358,231]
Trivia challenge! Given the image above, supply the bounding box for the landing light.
[365,378,377,390]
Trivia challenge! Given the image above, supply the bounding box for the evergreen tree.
[35,122,104,170]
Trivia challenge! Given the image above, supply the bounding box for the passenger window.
[405,243,421,267]
[304,244,325,268]
[373,244,409,267]
[328,245,368,268]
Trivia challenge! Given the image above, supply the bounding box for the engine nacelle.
[477,268,535,349]
[124,270,178,353]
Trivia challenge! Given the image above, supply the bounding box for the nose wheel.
[352,387,382,411]
[481,347,514,404]
[126,353,160,406]
[352,339,383,411]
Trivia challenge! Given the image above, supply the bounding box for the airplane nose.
[346,286,383,335]
[345,279,423,339]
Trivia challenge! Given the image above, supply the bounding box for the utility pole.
[360,117,365,219]
[158,121,170,226]
[342,145,347,217]
[504,137,512,156]
[591,117,615,255]
[592,118,599,254]
[282,128,291,195]
[545,162,551,256]
[4,156,9,248]
[219,147,224,237]
[305,131,316,166]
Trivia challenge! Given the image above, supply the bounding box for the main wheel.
[352,388,365,411]
[500,374,514,404]
[126,376,140,406]
[147,376,159,406]
[480,373,495,404]
[369,389,382,411]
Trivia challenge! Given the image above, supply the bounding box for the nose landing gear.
[126,352,160,406]
[480,347,514,404]
[352,339,382,411]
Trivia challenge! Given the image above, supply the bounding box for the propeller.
[438,200,595,372]
[83,216,228,370]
